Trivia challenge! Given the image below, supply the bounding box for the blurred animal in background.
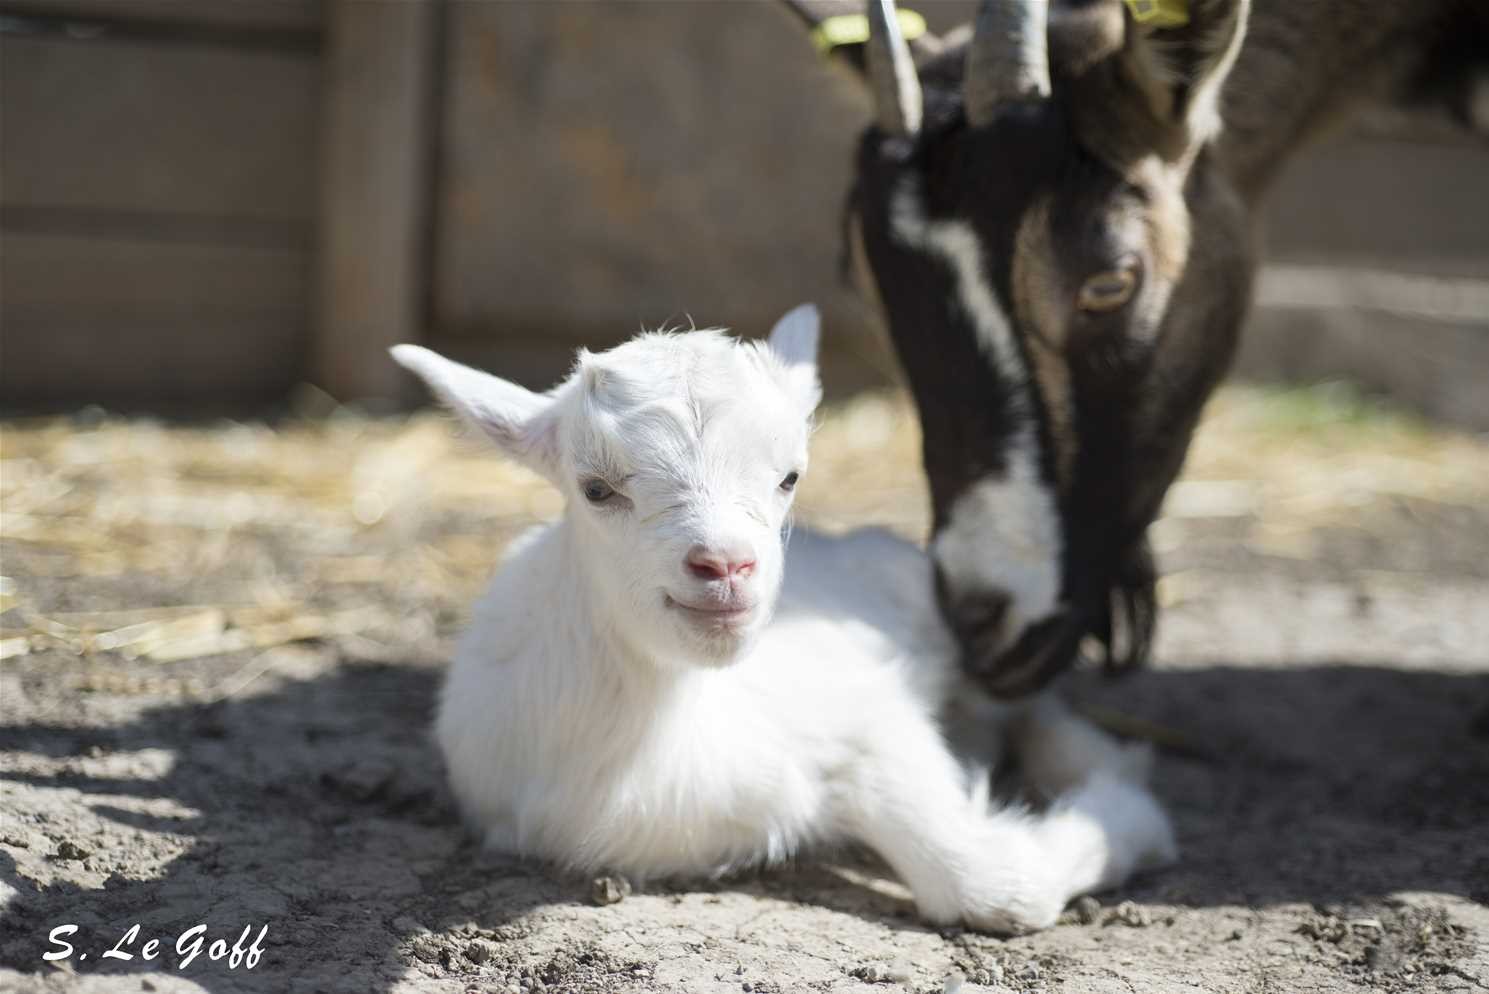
[390,306,1174,934]
[780,0,1489,696]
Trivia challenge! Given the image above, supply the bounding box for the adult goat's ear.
[390,345,560,478]
[767,304,823,414]
[1117,0,1249,155]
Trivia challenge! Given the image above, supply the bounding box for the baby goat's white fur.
[391,305,1174,933]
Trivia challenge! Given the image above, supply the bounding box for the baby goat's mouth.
[664,595,755,628]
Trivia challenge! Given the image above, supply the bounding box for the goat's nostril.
[687,558,725,580]
[686,545,755,581]
[685,546,727,580]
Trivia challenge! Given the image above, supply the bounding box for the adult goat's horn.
[866,0,923,136]
[964,0,1051,127]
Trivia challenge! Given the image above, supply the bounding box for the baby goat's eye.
[779,471,800,493]
[582,478,616,504]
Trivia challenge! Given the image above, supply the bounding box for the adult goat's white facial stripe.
[890,178,1062,635]
[932,466,1062,641]
[890,181,1029,395]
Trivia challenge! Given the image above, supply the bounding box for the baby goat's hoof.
[958,901,1060,937]
[590,874,633,906]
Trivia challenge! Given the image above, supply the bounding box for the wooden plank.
[1242,131,1489,429]
[431,1,892,379]
[0,0,323,34]
[1,232,308,409]
[1237,265,1489,431]
[0,32,318,221]
[1262,135,1489,268]
[1238,306,1489,431]
[312,0,437,404]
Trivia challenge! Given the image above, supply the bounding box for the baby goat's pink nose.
[686,544,756,581]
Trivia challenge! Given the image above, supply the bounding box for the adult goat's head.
[788,0,1255,695]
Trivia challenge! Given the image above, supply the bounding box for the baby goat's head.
[392,305,822,669]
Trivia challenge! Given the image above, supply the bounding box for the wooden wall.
[1238,120,1489,428]
[1,0,1485,424]
[0,0,323,410]
[426,0,889,395]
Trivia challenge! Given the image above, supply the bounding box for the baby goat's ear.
[390,345,560,477]
[766,303,823,414]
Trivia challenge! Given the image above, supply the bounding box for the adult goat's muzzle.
[946,540,1158,700]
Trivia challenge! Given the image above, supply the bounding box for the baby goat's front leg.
[831,708,1174,933]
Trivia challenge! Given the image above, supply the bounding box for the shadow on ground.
[2,656,1487,992]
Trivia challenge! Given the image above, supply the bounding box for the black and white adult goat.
[783,0,1488,696]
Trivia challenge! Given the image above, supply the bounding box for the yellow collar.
[810,9,928,56]
[1123,0,1190,28]
[810,2,1187,62]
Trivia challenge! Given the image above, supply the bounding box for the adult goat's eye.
[1076,267,1138,313]
[779,471,800,493]
[582,478,615,504]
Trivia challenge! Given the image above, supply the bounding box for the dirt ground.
[2,382,1488,994]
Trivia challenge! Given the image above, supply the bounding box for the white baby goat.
[391,305,1174,934]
